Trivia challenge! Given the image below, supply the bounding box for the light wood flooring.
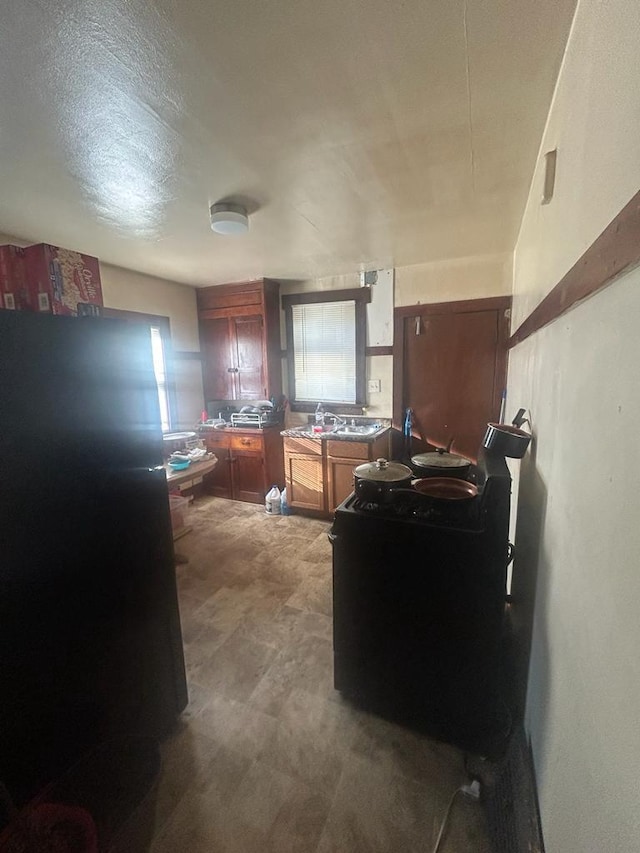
[150,496,492,853]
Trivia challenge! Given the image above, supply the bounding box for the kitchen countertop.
[196,423,283,434]
[280,425,390,442]
[165,456,218,485]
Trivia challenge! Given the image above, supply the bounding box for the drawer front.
[203,432,231,451]
[231,434,264,453]
[326,440,370,460]
[283,436,323,456]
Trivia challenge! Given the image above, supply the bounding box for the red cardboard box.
[0,244,30,310]
[25,243,103,315]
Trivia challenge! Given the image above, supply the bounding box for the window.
[150,326,171,431]
[283,288,370,412]
[101,307,175,430]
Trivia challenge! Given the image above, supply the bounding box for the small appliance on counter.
[201,399,286,430]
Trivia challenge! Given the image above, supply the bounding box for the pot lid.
[412,449,470,469]
[354,458,413,482]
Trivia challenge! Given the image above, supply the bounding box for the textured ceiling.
[0,0,576,286]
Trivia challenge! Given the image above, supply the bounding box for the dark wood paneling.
[510,188,640,347]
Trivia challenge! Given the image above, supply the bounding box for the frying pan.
[411,477,479,501]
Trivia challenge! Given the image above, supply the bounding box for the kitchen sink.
[333,423,382,436]
[282,421,383,439]
[283,424,337,437]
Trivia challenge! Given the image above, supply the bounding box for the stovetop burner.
[346,493,483,531]
[335,450,511,536]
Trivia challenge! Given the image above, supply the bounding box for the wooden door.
[394,298,510,462]
[201,317,234,400]
[232,315,265,399]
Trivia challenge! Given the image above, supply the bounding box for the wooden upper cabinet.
[197,279,282,402]
[201,315,233,400]
[232,314,264,398]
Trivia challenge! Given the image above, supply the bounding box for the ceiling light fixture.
[209,202,249,235]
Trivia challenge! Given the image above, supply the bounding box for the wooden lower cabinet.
[200,427,284,504]
[326,456,359,513]
[286,453,326,512]
[282,435,325,512]
[284,430,390,515]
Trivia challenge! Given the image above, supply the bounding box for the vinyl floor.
[149,495,492,853]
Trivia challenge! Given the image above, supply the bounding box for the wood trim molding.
[101,306,171,333]
[510,188,640,347]
[281,288,371,308]
[394,295,510,320]
[366,345,393,356]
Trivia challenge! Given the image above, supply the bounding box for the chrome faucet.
[324,412,346,428]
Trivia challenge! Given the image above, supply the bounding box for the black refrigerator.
[0,309,188,805]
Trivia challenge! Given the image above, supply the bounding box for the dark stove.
[343,493,483,531]
[330,448,512,753]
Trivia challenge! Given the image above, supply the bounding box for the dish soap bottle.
[315,402,324,426]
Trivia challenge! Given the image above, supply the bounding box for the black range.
[329,448,512,753]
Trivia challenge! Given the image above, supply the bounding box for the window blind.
[292,300,356,403]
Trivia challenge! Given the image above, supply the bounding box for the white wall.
[0,232,204,430]
[508,1,640,850]
[99,264,203,429]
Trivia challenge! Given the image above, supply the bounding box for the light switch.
[368,379,381,393]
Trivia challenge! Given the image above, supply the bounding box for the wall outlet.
[367,379,381,393]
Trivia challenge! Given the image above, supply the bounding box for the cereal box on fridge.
[0,245,30,310]
[25,243,103,315]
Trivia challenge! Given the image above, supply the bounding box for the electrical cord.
[431,780,481,853]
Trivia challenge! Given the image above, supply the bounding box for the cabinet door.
[207,450,233,498]
[232,315,266,399]
[201,317,234,400]
[326,456,358,513]
[285,453,325,512]
[203,435,233,498]
[232,451,265,503]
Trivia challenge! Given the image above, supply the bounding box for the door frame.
[392,296,512,430]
